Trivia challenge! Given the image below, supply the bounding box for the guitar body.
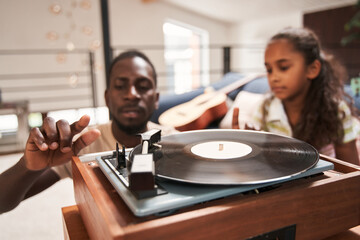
[158,74,265,131]
[158,91,228,131]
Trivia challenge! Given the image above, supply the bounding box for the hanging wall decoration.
[46,0,102,85]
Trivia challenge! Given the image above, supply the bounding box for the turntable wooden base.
[62,205,360,240]
[70,155,360,240]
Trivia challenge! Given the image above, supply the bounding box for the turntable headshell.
[100,129,166,199]
[128,129,161,193]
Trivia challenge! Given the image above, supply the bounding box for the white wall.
[0,0,232,112]
[0,0,103,112]
[109,0,232,87]
[0,0,306,113]
[229,11,303,74]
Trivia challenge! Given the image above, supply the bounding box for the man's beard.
[113,116,149,135]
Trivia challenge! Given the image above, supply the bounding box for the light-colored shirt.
[52,121,178,179]
[252,95,360,153]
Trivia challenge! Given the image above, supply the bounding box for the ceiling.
[161,0,357,23]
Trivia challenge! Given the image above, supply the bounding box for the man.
[0,50,176,213]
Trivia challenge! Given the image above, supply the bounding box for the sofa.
[151,72,360,128]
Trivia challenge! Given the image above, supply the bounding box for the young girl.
[233,27,360,165]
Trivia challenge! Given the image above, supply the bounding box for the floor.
[0,152,76,240]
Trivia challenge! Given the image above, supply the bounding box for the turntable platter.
[130,129,319,185]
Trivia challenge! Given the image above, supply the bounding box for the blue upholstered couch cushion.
[150,72,359,124]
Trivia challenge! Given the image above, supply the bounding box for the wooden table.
[64,154,360,240]
[62,205,89,240]
[62,205,360,240]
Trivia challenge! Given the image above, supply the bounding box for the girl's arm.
[334,140,360,165]
[232,107,259,130]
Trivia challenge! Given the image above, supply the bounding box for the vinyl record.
[130,129,319,185]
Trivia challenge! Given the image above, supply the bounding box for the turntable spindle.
[219,143,224,151]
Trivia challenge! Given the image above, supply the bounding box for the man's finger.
[27,127,48,151]
[232,107,240,129]
[56,119,72,153]
[70,115,91,137]
[41,117,59,150]
[72,129,101,155]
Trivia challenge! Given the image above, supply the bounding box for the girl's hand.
[232,107,240,129]
[231,107,258,130]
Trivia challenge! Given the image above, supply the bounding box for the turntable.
[70,129,360,239]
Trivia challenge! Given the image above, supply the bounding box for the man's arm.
[0,115,100,214]
[0,158,60,213]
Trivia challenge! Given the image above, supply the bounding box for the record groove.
[130,129,319,185]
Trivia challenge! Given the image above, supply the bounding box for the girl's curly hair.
[265,27,357,149]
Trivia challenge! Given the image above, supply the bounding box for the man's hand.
[24,115,101,171]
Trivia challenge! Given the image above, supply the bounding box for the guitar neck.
[218,73,266,95]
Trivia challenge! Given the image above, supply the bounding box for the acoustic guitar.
[158,73,265,131]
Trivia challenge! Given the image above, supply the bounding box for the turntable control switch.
[115,142,126,169]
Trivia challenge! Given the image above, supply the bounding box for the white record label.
[190,141,252,159]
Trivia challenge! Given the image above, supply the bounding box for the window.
[0,114,18,133]
[47,106,109,126]
[163,20,209,94]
